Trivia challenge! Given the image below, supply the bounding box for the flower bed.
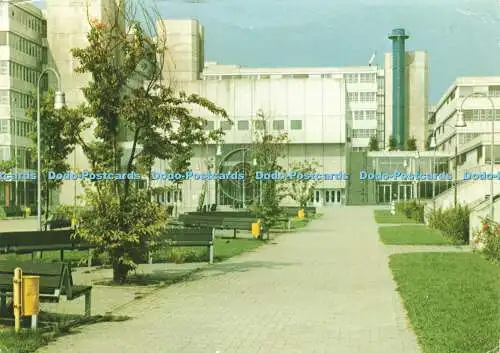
[472,218,500,262]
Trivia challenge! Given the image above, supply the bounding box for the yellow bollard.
[251,221,261,238]
[297,209,305,219]
[13,268,22,333]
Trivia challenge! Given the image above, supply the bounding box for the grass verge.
[374,210,418,224]
[0,313,128,353]
[390,252,500,353]
[379,225,452,245]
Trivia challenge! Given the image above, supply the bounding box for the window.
[290,120,302,130]
[0,32,6,46]
[353,111,364,120]
[360,73,376,83]
[272,120,284,130]
[220,121,232,131]
[489,86,500,97]
[0,120,8,133]
[352,129,377,138]
[254,120,266,130]
[344,73,358,83]
[348,92,359,102]
[0,61,7,75]
[237,120,249,130]
[366,110,376,120]
[204,121,214,130]
[360,92,376,102]
[41,20,47,38]
[0,90,8,105]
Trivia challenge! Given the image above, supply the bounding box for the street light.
[432,114,466,208]
[430,134,437,203]
[37,68,65,231]
[457,92,495,219]
[253,157,262,205]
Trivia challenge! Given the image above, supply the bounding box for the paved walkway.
[39,207,421,353]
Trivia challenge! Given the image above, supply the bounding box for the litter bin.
[22,276,40,316]
[251,222,261,238]
[297,209,305,219]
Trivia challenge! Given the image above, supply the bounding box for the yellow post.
[298,209,305,219]
[13,268,22,333]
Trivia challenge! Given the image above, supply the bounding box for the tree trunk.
[112,259,130,284]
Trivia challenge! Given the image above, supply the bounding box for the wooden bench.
[149,227,214,264]
[0,230,92,266]
[46,215,72,230]
[221,218,254,238]
[0,261,92,317]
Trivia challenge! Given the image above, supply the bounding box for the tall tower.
[388,28,409,149]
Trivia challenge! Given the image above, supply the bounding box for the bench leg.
[60,249,64,262]
[31,315,38,330]
[209,244,214,264]
[88,249,93,268]
[148,251,153,265]
[0,292,6,314]
[84,291,91,317]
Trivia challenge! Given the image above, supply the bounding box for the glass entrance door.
[377,184,392,204]
[398,184,412,201]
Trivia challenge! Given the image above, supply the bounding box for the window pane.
[291,120,302,130]
[204,121,214,130]
[237,120,249,130]
[220,121,232,131]
[272,120,284,130]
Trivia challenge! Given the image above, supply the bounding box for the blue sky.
[37,0,500,102]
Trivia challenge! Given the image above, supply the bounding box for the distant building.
[0,1,430,211]
[0,1,47,210]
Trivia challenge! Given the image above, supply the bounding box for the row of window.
[0,119,34,137]
[458,133,482,145]
[463,109,500,121]
[352,110,376,120]
[0,90,35,109]
[7,32,46,62]
[5,5,46,36]
[348,92,377,102]
[0,61,45,87]
[489,86,500,97]
[344,73,377,84]
[351,129,377,138]
[205,119,304,131]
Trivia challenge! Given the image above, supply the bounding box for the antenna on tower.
[368,52,376,66]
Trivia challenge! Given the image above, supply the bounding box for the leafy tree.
[249,110,289,239]
[282,160,321,209]
[368,135,379,151]
[70,2,228,283]
[25,89,83,225]
[406,136,417,151]
[0,159,15,173]
[388,135,397,151]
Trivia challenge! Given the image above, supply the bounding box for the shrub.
[472,218,500,262]
[0,206,6,219]
[428,205,470,244]
[395,200,424,223]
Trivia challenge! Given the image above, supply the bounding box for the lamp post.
[403,159,408,200]
[430,134,437,204]
[37,68,65,231]
[215,144,222,206]
[253,158,262,205]
[457,92,495,218]
[432,114,467,208]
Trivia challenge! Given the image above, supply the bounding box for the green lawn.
[390,252,500,353]
[0,329,49,353]
[379,225,452,245]
[374,210,418,224]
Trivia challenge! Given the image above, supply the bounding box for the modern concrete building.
[0,0,47,211]
[426,77,500,215]
[0,0,430,212]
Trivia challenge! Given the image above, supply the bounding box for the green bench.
[148,227,214,264]
[45,215,72,230]
[0,230,92,267]
[0,261,92,317]
[221,218,254,238]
